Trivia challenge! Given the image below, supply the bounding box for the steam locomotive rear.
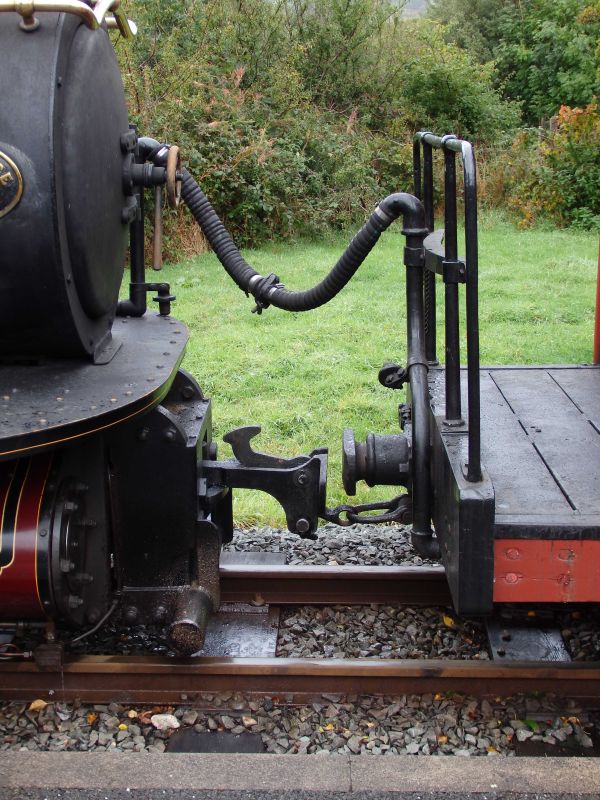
[0,6,227,652]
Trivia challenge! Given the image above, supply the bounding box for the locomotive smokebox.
[0,12,130,359]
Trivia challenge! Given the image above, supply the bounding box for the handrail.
[413,131,482,482]
[0,0,135,37]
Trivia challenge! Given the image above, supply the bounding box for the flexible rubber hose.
[181,168,426,313]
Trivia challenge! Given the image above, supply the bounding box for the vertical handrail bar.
[422,142,437,364]
[414,131,482,482]
[442,142,462,422]
[413,139,422,200]
[460,141,482,481]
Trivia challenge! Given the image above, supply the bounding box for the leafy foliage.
[486,103,600,229]
[430,0,600,124]
[118,0,519,246]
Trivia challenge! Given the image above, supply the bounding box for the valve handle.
[166,146,182,208]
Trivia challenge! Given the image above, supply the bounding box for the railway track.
[1,564,599,705]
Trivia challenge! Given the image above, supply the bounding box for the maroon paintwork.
[0,454,52,619]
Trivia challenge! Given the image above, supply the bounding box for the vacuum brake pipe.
[138,137,439,558]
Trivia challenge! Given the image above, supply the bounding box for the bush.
[119,0,521,250]
[484,103,600,230]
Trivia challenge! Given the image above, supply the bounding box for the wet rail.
[1,564,599,705]
[220,563,450,605]
[3,656,600,704]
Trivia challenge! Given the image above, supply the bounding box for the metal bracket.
[442,258,466,284]
[378,362,408,390]
[201,427,328,539]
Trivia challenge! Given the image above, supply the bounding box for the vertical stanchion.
[443,145,461,422]
[422,142,437,363]
[413,139,422,200]
[461,142,482,482]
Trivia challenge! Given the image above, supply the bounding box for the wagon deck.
[429,365,600,608]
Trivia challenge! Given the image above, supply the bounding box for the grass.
[148,215,598,526]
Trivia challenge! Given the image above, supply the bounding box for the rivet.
[505,548,520,560]
[558,549,575,561]
[137,427,150,441]
[505,572,519,585]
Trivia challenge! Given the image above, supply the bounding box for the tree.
[429,0,600,124]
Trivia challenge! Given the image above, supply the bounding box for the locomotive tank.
[0,4,233,653]
[0,10,130,359]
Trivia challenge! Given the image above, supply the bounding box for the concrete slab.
[350,755,600,794]
[1,752,600,795]
[0,753,351,792]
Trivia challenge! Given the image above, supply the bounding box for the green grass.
[149,217,598,525]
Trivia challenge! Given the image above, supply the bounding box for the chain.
[322,494,412,527]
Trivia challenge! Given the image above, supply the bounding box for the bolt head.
[295,471,308,487]
[295,518,310,535]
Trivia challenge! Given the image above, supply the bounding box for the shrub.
[484,104,600,230]
[119,0,521,250]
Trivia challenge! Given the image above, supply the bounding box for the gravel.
[223,524,434,566]
[0,693,596,756]
[277,605,488,660]
[559,607,600,661]
[1,526,598,756]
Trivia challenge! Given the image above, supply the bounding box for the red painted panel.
[0,454,52,619]
[494,539,600,603]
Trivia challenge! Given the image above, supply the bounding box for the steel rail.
[219,564,450,606]
[2,656,600,704]
[1,566,597,705]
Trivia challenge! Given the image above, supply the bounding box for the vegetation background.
[115,0,599,524]
[118,0,599,248]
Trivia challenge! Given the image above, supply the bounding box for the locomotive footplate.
[429,364,600,613]
[0,314,188,461]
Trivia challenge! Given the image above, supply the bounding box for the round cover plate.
[0,150,23,219]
